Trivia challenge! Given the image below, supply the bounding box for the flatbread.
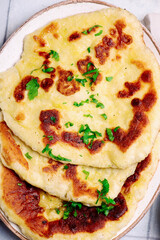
[0,119,136,206]
[0,132,159,240]
[0,8,160,168]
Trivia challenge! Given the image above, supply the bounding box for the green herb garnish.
[42,67,54,73]
[49,50,59,61]
[63,201,82,220]
[42,144,71,162]
[67,75,74,81]
[82,170,90,180]
[101,113,107,120]
[106,76,113,82]
[83,114,93,118]
[17,183,22,186]
[87,47,91,53]
[65,122,74,128]
[96,102,105,109]
[30,64,44,74]
[26,78,40,100]
[43,135,54,141]
[50,116,56,123]
[97,201,114,216]
[95,30,103,36]
[83,64,100,85]
[106,128,114,141]
[79,124,102,145]
[63,102,67,104]
[25,152,32,160]
[114,126,120,132]
[64,165,69,170]
[73,99,89,107]
[82,25,102,35]
[55,208,60,214]
[75,78,87,87]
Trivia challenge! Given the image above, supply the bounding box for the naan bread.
[0,8,160,168]
[0,119,136,206]
[0,132,159,240]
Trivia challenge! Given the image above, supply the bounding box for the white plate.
[0,0,160,239]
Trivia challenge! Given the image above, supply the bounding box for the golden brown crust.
[0,122,29,169]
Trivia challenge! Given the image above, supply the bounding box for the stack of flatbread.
[0,7,160,240]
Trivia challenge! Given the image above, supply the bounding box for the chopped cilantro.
[82,30,88,35]
[79,124,102,145]
[50,116,56,123]
[71,63,74,66]
[75,78,87,87]
[80,154,83,157]
[101,113,107,120]
[30,64,44,75]
[42,67,54,73]
[83,114,93,118]
[82,25,102,35]
[73,99,89,107]
[106,128,114,141]
[63,201,82,220]
[97,201,114,216]
[65,122,74,128]
[86,90,90,94]
[25,152,32,160]
[87,47,91,53]
[49,50,59,61]
[106,76,113,82]
[114,126,120,132]
[55,208,60,214]
[96,102,105,109]
[67,75,74,81]
[64,165,69,170]
[82,170,90,180]
[26,78,39,100]
[87,62,94,71]
[63,102,67,104]
[17,183,22,186]
[83,63,100,85]
[42,144,71,162]
[95,30,103,36]
[43,135,54,141]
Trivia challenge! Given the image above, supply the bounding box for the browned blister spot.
[114,19,133,49]
[57,66,80,96]
[118,79,141,98]
[15,112,25,121]
[95,36,115,65]
[68,31,81,41]
[41,78,54,92]
[88,140,104,154]
[14,76,39,102]
[123,154,151,194]
[109,28,117,37]
[82,25,99,35]
[64,164,98,198]
[77,56,102,87]
[33,35,46,47]
[39,110,60,145]
[41,22,58,37]
[131,60,145,69]
[1,166,127,237]
[43,161,63,173]
[61,131,85,148]
[0,122,29,169]
[38,51,50,59]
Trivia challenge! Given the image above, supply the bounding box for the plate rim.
[0,0,160,239]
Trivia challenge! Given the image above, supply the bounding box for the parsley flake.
[26,78,39,100]
[49,50,59,61]
[63,201,82,220]
[75,78,87,87]
[95,29,103,36]
[114,126,120,132]
[83,114,93,118]
[43,135,54,141]
[79,124,102,145]
[65,122,74,128]
[25,152,32,160]
[87,47,91,53]
[55,208,60,214]
[64,165,69,170]
[96,102,105,109]
[17,183,22,186]
[50,116,56,123]
[73,99,89,107]
[106,128,114,141]
[42,67,54,73]
[101,113,107,120]
[67,75,74,81]
[30,64,44,75]
[82,25,102,35]
[42,144,71,162]
[106,76,113,82]
[82,170,90,180]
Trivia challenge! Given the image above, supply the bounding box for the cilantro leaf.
[65,122,74,128]
[64,165,69,170]
[83,114,93,118]
[25,152,32,160]
[26,78,39,100]
[114,126,120,132]
[49,50,59,61]
[63,201,82,219]
[73,99,89,107]
[79,124,102,145]
[75,78,87,87]
[67,75,74,81]
[96,179,109,204]
[106,128,114,141]
[106,76,113,82]
[42,67,54,73]
[43,135,54,141]
[42,144,71,162]
[50,116,56,123]
[55,208,60,214]
[82,170,90,180]
[87,47,91,53]
[101,113,107,120]
[95,30,103,36]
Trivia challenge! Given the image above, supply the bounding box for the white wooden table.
[0,0,160,239]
